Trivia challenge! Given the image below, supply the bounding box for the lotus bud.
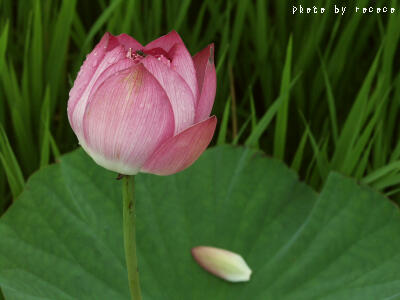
[67,31,217,175]
[191,246,252,282]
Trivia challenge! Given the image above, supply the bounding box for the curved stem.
[122,175,142,300]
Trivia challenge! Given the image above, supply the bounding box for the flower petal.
[68,33,118,130]
[115,33,143,51]
[87,58,136,104]
[141,56,195,134]
[191,246,252,282]
[145,31,198,99]
[68,44,127,138]
[168,43,198,100]
[193,44,216,122]
[82,65,175,175]
[144,30,184,52]
[141,116,217,175]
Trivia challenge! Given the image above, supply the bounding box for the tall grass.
[1,0,400,214]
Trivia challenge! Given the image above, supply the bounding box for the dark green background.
[1,0,400,209]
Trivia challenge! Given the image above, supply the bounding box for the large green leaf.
[1,146,400,299]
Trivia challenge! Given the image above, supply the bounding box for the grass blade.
[320,52,338,144]
[273,35,292,160]
[46,0,76,111]
[331,47,382,169]
[291,128,308,172]
[232,117,250,146]
[39,87,51,168]
[0,124,24,199]
[246,73,300,148]
[216,97,231,145]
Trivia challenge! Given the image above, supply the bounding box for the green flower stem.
[122,175,142,300]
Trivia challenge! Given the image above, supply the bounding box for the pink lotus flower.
[67,31,217,175]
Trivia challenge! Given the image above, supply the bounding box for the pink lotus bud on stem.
[68,31,217,175]
[191,246,252,282]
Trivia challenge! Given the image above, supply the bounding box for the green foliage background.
[1,0,400,211]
